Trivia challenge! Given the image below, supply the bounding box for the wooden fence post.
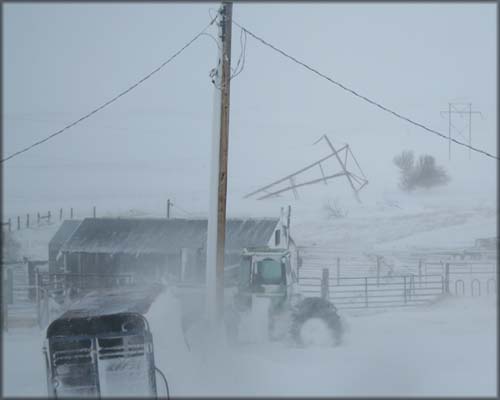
[2,269,11,331]
[37,212,40,225]
[93,206,96,218]
[418,259,422,287]
[59,208,63,221]
[70,208,74,219]
[2,287,7,332]
[336,257,340,285]
[7,218,11,232]
[17,216,20,230]
[321,268,330,300]
[445,263,450,294]
[403,275,408,304]
[364,277,368,308]
[35,270,41,327]
[376,256,381,286]
[26,213,30,228]
[6,268,13,305]
[47,211,51,224]
[3,268,15,331]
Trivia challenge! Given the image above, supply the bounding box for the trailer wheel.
[290,297,342,346]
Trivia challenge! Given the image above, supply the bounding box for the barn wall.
[62,250,184,284]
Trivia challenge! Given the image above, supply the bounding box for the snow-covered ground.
[3,184,497,397]
[2,148,497,398]
[146,291,497,397]
[3,4,496,396]
[3,293,496,397]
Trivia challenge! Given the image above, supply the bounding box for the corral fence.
[3,264,135,330]
[424,261,497,297]
[298,246,497,304]
[299,262,497,310]
[37,272,134,293]
[300,269,446,309]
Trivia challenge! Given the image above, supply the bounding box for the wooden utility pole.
[207,1,232,323]
[448,102,451,161]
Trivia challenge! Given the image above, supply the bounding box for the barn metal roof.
[58,217,280,256]
[48,219,82,250]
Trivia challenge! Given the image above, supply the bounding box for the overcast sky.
[2,3,497,217]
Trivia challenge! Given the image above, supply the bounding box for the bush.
[393,150,450,192]
[324,198,349,219]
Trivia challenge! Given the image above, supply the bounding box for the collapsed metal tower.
[244,134,368,202]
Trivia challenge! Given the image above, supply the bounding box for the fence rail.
[298,246,497,278]
[37,272,135,294]
[300,271,446,310]
[3,269,136,331]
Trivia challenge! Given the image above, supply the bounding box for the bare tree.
[393,150,450,192]
[414,155,450,189]
[393,150,415,191]
[324,198,349,219]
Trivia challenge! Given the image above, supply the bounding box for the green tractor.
[229,246,342,346]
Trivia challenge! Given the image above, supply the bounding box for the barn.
[48,219,82,274]
[54,217,290,284]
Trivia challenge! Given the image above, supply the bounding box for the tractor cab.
[239,247,293,293]
[235,247,298,313]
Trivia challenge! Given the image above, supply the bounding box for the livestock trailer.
[43,284,164,398]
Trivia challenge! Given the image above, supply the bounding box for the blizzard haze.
[2,3,497,217]
[2,3,498,398]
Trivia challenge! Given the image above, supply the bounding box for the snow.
[237,296,271,344]
[3,295,496,397]
[3,4,496,397]
[299,317,335,347]
[3,190,497,397]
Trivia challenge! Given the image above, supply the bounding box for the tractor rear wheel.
[290,297,342,346]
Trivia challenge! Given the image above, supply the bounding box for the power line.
[1,16,217,164]
[231,28,247,80]
[232,20,498,161]
[171,203,194,217]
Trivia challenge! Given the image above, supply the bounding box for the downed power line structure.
[244,134,368,202]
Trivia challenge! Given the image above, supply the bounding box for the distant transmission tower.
[440,102,484,160]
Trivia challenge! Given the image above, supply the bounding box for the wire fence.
[300,272,446,310]
[2,200,197,233]
[2,207,88,232]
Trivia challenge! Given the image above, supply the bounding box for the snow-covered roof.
[59,217,280,256]
[57,284,165,320]
[48,219,82,250]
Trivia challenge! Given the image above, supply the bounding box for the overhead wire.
[231,28,247,80]
[1,15,218,164]
[171,203,194,217]
[232,20,498,161]
[200,32,222,53]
